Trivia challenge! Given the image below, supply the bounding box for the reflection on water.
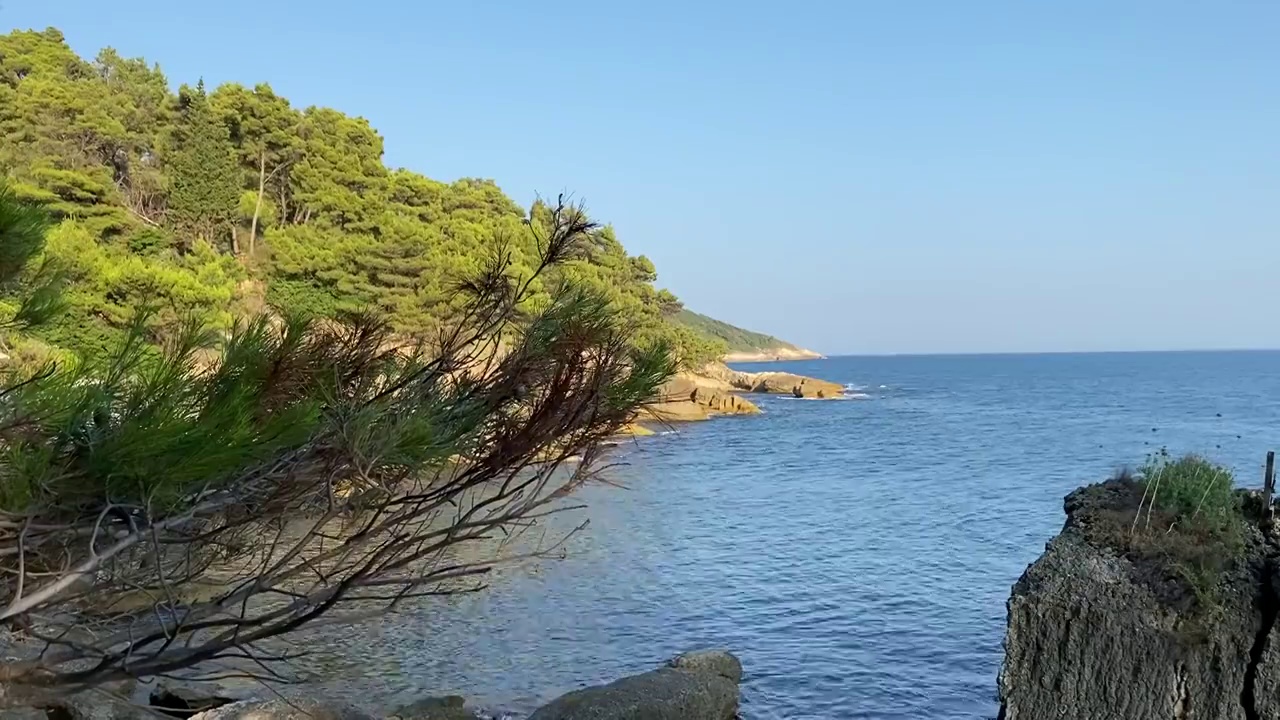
[267,352,1280,719]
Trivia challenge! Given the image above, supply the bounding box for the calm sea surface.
[295,351,1280,719]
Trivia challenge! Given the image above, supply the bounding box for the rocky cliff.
[999,478,1280,720]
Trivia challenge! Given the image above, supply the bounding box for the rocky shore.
[721,347,824,363]
[630,361,845,429]
[4,650,743,720]
[999,478,1280,720]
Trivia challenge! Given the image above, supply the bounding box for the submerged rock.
[527,649,741,720]
[188,698,374,720]
[998,479,1276,720]
[389,695,478,720]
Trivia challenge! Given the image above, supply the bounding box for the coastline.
[721,347,824,363]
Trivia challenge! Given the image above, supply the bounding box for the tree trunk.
[250,151,266,256]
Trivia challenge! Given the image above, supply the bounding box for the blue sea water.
[300,351,1280,719]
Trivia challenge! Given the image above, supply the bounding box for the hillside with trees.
[0,26,793,366]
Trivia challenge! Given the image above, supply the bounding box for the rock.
[528,650,740,720]
[11,691,149,720]
[667,649,742,684]
[721,347,824,363]
[637,400,711,423]
[148,679,241,715]
[189,698,374,720]
[637,376,760,424]
[615,423,655,437]
[998,480,1269,720]
[698,363,843,399]
[389,695,477,720]
[744,372,843,398]
[689,387,759,415]
[1,708,49,720]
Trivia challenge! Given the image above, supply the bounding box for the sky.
[3,2,1277,355]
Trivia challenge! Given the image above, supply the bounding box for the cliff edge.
[999,475,1280,720]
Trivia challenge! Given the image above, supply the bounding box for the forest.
[0,26,696,695]
[0,26,747,365]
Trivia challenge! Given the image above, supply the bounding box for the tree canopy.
[0,27,749,366]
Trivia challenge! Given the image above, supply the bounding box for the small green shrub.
[1138,450,1240,531]
[1131,450,1245,613]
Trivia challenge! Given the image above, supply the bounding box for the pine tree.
[166,80,239,251]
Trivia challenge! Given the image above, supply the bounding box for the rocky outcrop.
[700,362,844,399]
[635,375,761,425]
[999,480,1279,720]
[721,347,824,363]
[628,362,843,431]
[527,649,741,720]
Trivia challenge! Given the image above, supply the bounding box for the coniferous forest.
[0,27,756,365]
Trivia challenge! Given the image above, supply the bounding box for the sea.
[292,351,1280,719]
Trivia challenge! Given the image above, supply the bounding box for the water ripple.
[287,351,1280,719]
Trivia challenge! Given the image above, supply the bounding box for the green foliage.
[0,185,66,332]
[675,309,793,355]
[166,81,239,249]
[0,26,792,368]
[1078,453,1247,617]
[1139,450,1240,530]
[35,221,243,355]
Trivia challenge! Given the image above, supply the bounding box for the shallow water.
[290,351,1280,719]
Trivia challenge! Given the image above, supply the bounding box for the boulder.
[189,698,374,720]
[389,695,477,720]
[666,649,742,684]
[147,679,241,716]
[527,650,740,720]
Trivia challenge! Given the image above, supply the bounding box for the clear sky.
[4,2,1277,354]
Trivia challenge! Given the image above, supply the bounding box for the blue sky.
[5,1,1277,354]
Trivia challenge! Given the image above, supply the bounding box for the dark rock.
[188,698,374,720]
[2,708,49,720]
[998,480,1276,720]
[528,650,740,720]
[11,692,149,720]
[389,695,477,720]
[148,679,241,717]
[666,649,742,684]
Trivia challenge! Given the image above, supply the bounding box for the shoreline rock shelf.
[629,362,845,431]
[1,650,744,720]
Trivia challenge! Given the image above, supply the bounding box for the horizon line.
[804,347,1280,359]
